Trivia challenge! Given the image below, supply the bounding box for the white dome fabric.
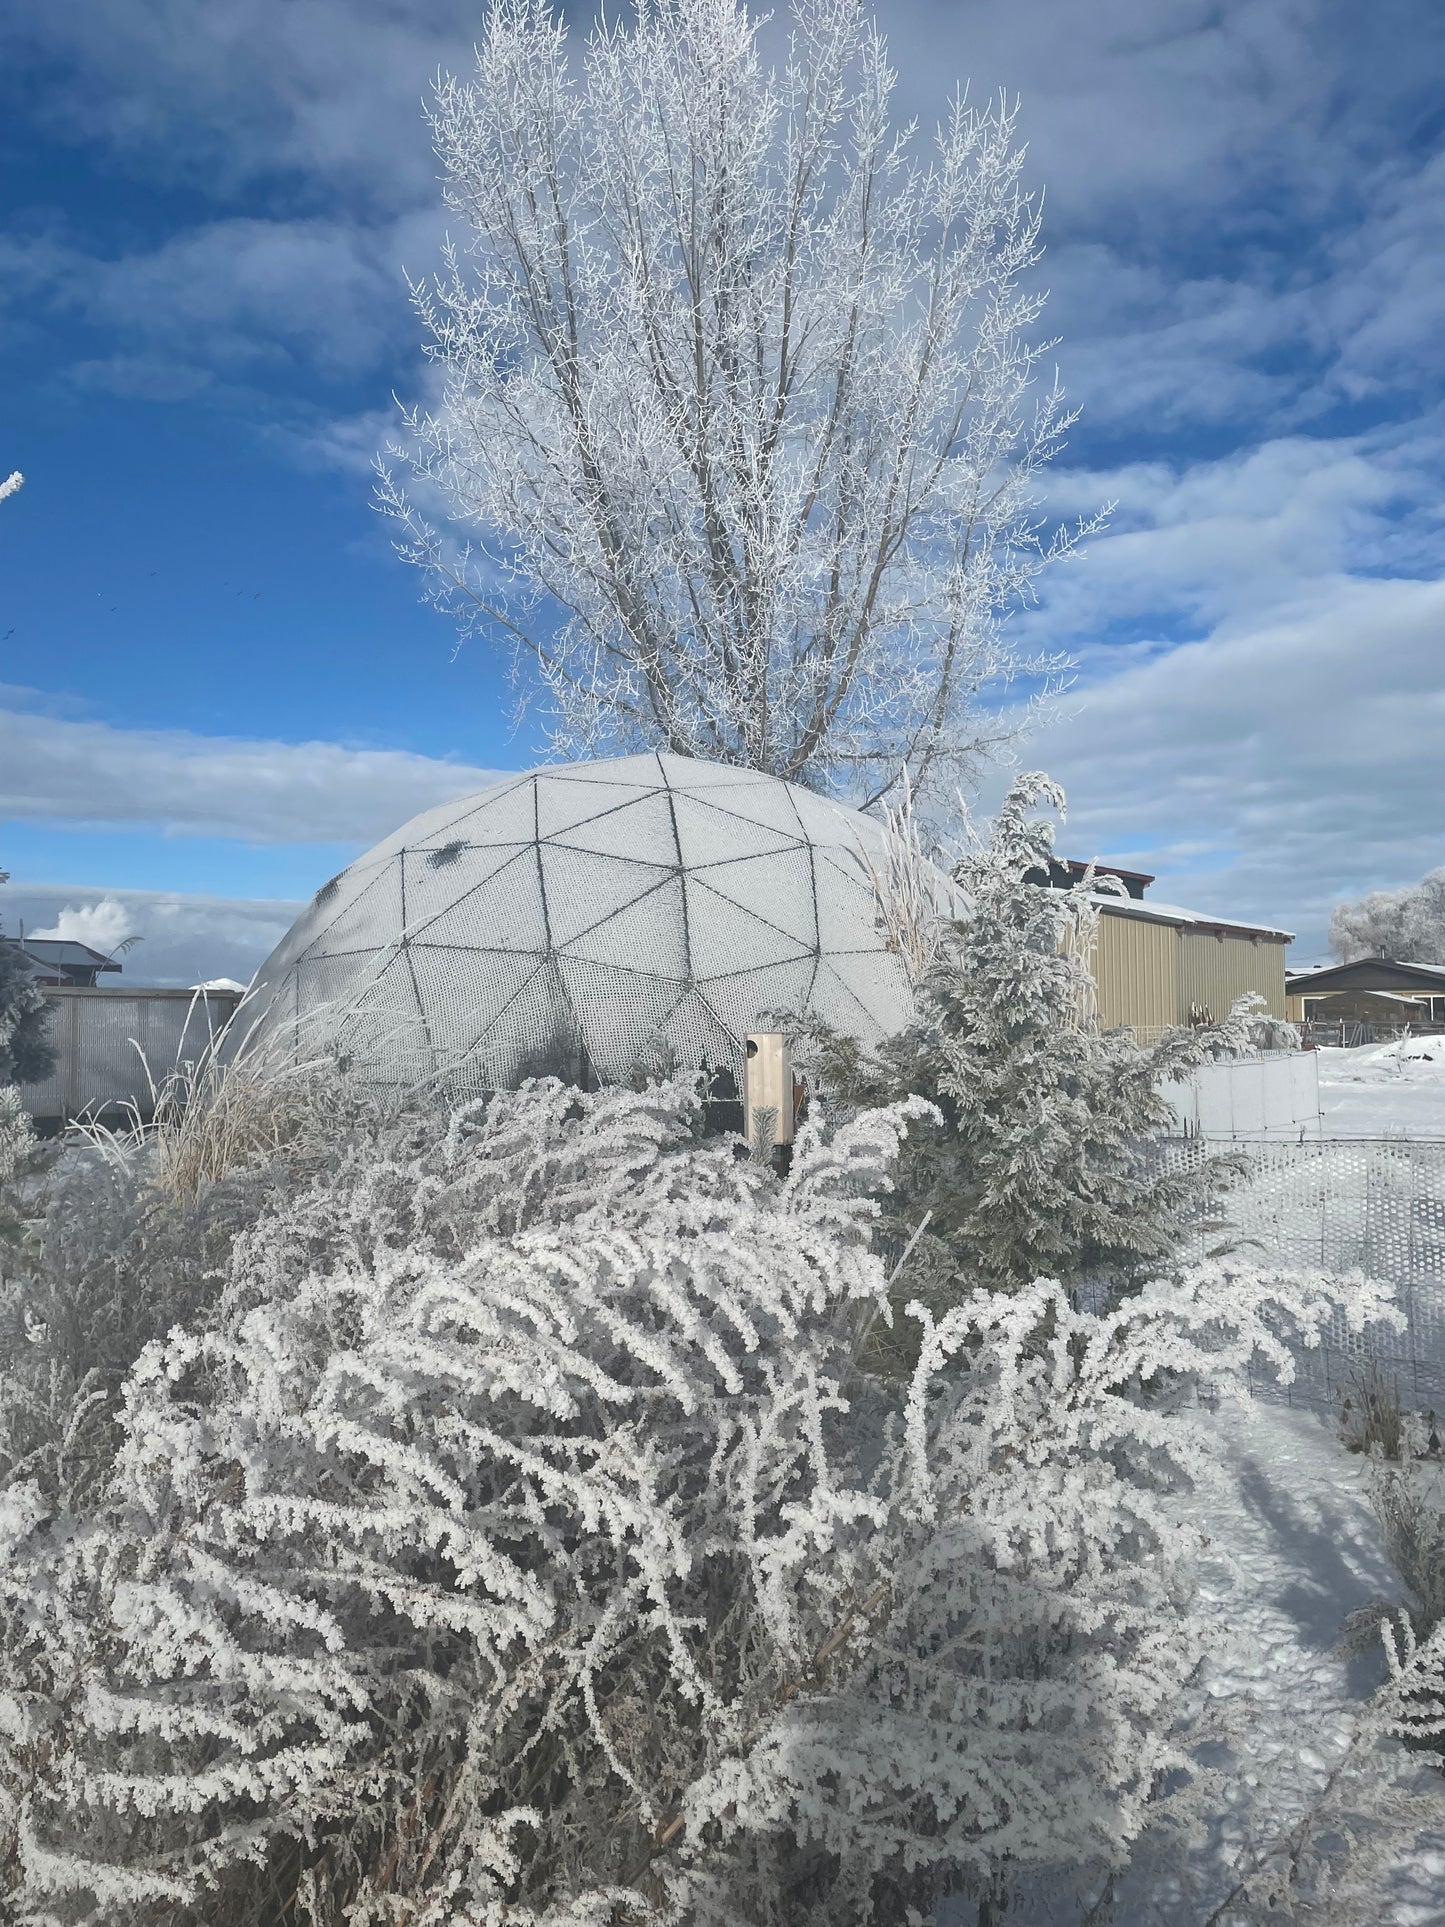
[250,753,915,1090]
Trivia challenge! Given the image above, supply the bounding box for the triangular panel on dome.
[463,957,595,1090]
[693,774,812,839]
[781,785,879,851]
[684,875,817,977]
[562,873,690,978]
[663,985,752,1070]
[556,956,693,1083]
[538,841,676,949]
[701,959,819,1041]
[407,944,547,1066]
[811,952,913,1036]
[361,784,518,866]
[340,951,435,1083]
[548,789,680,867]
[291,947,398,1028]
[693,847,822,953]
[653,752,762,791]
[398,842,535,933]
[666,790,802,871]
[809,845,883,949]
[534,767,663,839]
[813,839,876,887]
[402,846,548,953]
[296,857,401,960]
[417,776,540,851]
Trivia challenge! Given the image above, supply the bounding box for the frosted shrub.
[0,1071,1409,1927]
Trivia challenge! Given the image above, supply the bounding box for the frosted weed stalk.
[1,1066,1418,1927]
[70,991,396,1205]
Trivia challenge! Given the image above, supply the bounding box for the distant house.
[12,938,122,989]
[1284,958,1445,1027]
[1041,861,1293,1033]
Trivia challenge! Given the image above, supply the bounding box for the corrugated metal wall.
[1179,931,1287,1021]
[1092,912,1180,1031]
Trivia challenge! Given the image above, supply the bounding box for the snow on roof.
[1086,893,1293,942]
[1286,957,1445,986]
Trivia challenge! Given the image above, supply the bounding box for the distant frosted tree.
[380,0,1100,804]
[1329,867,1445,964]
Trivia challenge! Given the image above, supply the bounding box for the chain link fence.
[1161,1137,1445,1416]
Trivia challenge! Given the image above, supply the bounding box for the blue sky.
[2,0,1443,983]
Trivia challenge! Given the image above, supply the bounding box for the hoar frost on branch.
[378,0,1101,804]
[0,1071,1420,1927]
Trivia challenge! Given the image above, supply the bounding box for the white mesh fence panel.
[1160,1137,1445,1417]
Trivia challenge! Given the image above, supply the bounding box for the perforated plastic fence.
[1161,1137,1445,1415]
[250,753,918,1093]
[18,990,244,1124]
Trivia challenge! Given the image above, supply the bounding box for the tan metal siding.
[1179,931,1288,1022]
[1092,911,1180,1031]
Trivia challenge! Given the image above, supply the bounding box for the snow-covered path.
[1113,1396,1445,1925]
[980,1397,1445,1926]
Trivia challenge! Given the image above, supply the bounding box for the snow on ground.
[995,1396,1445,1926]
[1317,1038,1445,1139]
[1108,1396,1445,1925]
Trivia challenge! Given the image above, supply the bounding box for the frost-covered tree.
[2,1069,1408,1927]
[0,872,57,1088]
[380,0,1099,803]
[1329,866,1445,964]
[802,775,1256,1350]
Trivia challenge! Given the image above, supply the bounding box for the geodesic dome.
[250,753,917,1091]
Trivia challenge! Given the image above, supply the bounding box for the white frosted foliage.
[1,1075,1415,1924]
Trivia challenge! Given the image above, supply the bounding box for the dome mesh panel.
[251,752,918,1090]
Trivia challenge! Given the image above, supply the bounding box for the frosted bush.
[0,1072,1412,1926]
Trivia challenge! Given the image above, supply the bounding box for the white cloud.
[6,209,446,388]
[0,697,509,844]
[1009,571,1445,959]
[1,0,476,212]
[28,898,137,955]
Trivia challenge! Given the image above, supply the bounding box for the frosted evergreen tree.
[0,870,56,1089]
[802,774,1256,1351]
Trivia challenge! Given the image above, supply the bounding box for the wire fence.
[1160,1136,1445,1417]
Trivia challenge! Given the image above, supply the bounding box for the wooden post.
[744,1032,793,1159]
